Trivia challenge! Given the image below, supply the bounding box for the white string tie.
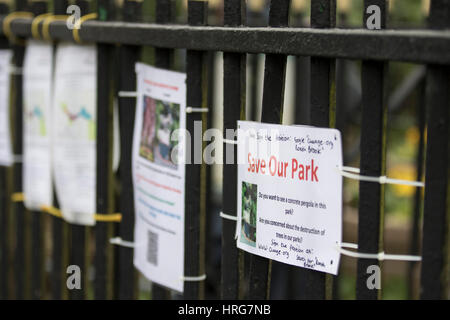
[118,91,138,98]
[109,237,136,248]
[181,274,207,282]
[220,211,238,221]
[186,107,209,113]
[337,166,424,187]
[336,242,421,262]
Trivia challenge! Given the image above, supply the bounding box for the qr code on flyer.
[146,230,158,266]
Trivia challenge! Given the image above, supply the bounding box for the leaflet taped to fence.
[0,50,13,166]
[237,121,343,275]
[23,41,53,210]
[52,44,97,226]
[132,63,186,292]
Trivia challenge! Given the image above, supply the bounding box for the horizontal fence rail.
[0,18,450,64]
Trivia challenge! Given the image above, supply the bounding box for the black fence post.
[28,0,48,300]
[0,0,10,300]
[356,0,387,300]
[247,0,290,300]
[151,0,174,300]
[48,0,69,301]
[221,0,246,300]
[116,0,142,300]
[420,0,450,300]
[12,0,29,300]
[94,0,115,300]
[183,0,208,300]
[407,78,426,299]
[69,0,91,301]
[50,0,69,301]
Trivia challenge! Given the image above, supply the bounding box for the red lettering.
[269,156,277,176]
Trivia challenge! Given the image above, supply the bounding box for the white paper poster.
[23,41,53,210]
[52,44,97,226]
[132,63,186,292]
[237,121,343,275]
[0,50,13,166]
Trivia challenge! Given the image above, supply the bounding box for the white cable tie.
[118,91,138,98]
[223,138,238,145]
[181,274,207,282]
[337,166,425,187]
[109,237,136,248]
[336,242,421,262]
[186,107,209,114]
[220,211,238,221]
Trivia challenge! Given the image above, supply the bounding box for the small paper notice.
[52,44,97,225]
[237,121,343,275]
[23,41,53,210]
[0,50,13,166]
[132,63,186,292]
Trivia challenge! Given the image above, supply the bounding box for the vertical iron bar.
[420,0,450,300]
[184,0,207,300]
[94,0,114,300]
[356,0,387,300]
[221,0,245,300]
[116,0,141,300]
[151,0,174,300]
[0,0,10,301]
[407,79,426,299]
[12,0,28,300]
[50,0,69,301]
[247,0,290,300]
[29,0,48,300]
[69,0,91,301]
[50,0,69,300]
[296,0,336,301]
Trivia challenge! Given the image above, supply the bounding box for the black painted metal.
[94,0,114,300]
[356,0,387,300]
[2,19,450,65]
[50,0,69,301]
[420,0,450,300]
[151,0,174,300]
[408,79,426,299]
[69,0,91,301]
[12,0,28,301]
[296,0,336,301]
[221,0,245,300]
[0,0,9,301]
[28,0,48,301]
[183,0,207,300]
[247,0,290,300]
[116,0,141,300]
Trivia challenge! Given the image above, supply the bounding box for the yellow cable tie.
[72,13,97,44]
[40,205,122,223]
[2,11,33,45]
[95,213,123,223]
[31,12,52,40]
[42,15,68,42]
[11,192,25,202]
[40,205,64,218]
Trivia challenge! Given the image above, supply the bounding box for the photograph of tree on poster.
[139,95,180,169]
[241,181,257,247]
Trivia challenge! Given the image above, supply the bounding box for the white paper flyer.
[237,121,343,275]
[132,63,186,292]
[52,44,97,226]
[23,40,53,210]
[0,50,13,167]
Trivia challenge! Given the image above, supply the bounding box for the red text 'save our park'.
[247,153,319,182]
